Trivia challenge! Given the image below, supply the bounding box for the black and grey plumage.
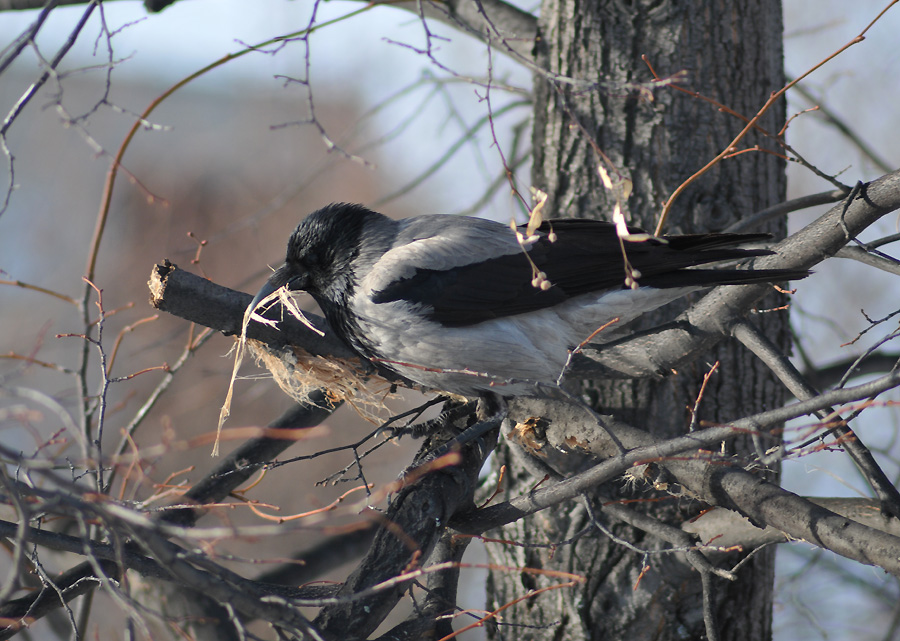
[250,203,807,397]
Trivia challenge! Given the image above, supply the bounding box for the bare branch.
[0,1,98,217]
[835,245,900,276]
[803,351,900,390]
[724,188,848,233]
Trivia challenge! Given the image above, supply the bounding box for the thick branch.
[149,261,354,360]
[0,0,540,65]
[149,260,414,389]
[313,418,498,639]
[375,531,469,641]
[451,377,900,575]
[683,497,900,556]
[381,0,538,62]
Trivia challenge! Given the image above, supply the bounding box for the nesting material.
[215,288,394,455]
[247,338,394,422]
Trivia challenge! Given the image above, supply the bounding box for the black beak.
[248,264,294,317]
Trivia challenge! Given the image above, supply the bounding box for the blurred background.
[0,1,898,638]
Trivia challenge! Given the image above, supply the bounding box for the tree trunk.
[487,2,788,639]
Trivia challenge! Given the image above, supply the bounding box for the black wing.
[373,219,806,327]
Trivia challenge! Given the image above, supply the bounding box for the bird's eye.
[287,273,310,291]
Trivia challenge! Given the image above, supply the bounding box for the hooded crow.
[250,203,807,398]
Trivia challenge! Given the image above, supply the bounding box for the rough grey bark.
[486,2,788,640]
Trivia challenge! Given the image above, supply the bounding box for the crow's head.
[249,203,381,314]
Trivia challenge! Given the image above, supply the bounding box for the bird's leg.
[377,395,452,437]
[476,394,506,423]
[386,398,478,439]
[419,394,507,463]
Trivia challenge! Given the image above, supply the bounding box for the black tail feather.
[640,268,810,289]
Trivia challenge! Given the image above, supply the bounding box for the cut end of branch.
[148,260,176,309]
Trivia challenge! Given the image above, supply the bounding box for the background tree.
[488,2,789,639]
[0,1,899,640]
